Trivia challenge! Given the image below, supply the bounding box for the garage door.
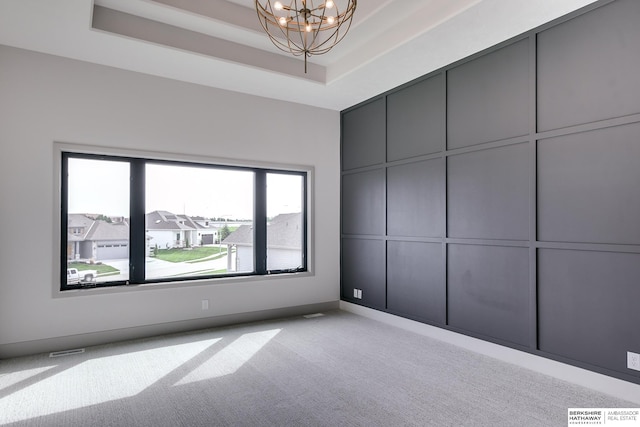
[202,234,214,245]
[97,242,129,260]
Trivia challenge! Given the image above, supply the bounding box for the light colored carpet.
[0,310,634,426]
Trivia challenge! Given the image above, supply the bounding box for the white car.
[67,268,97,285]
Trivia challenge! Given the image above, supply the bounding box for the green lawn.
[154,246,225,263]
[68,262,118,274]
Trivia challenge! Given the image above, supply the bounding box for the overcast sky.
[67,158,302,219]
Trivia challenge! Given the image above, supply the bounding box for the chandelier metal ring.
[255,0,357,73]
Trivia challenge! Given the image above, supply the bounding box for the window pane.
[266,173,304,271]
[145,163,254,280]
[66,157,130,285]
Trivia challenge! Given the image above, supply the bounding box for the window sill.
[53,270,314,299]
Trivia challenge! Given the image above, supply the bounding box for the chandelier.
[255,0,357,73]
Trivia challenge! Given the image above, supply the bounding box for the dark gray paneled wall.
[536,0,640,131]
[447,39,530,149]
[387,75,444,160]
[447,144,529,240]
[341,0,640,384]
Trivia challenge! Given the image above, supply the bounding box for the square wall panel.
[387,241,444,324]
[538,123,640,245]
[448,244,529,346]
[537,0,640,131]
[387,159,444,238]
[387,74,444,161]
[448,143,529,241]
[342,169,384,236]
[341,238,385,309]
[342,98,386,170]
[538,249,640,375]
[447,38,529,149]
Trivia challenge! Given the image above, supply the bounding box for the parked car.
[67,268,97,285]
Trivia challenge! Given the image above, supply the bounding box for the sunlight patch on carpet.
[0,338,220,424]
[175,329,281,385]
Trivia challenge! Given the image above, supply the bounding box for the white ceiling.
[0,0,598,111]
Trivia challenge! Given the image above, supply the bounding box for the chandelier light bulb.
[278,16,287,26]
[274,1,283,11]
[326,15,335,24]
[325,1,334,8]
[306,23,312,32]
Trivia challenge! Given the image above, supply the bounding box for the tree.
[95,214,112,223]
[219,224,231,242]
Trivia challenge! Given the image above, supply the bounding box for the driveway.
[98,253,233,283]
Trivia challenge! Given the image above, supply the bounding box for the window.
[60,151,308,290]
[266,173,305,271]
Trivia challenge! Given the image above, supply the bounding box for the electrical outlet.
[353,288,358,298]
[357,289,362,299]
[628,351,640,371]
[201,299,209,310]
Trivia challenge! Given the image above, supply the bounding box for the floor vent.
[49,348,85,358]
[303,313,325,319]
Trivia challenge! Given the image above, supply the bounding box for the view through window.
[65,157,130,286]
[145,163,254,280]
[61,152,307,289]
[266,173,304,272]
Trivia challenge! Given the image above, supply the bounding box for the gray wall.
[0,44,340,357]
[341,0,640,385]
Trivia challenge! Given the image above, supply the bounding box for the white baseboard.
[340,301,640,405]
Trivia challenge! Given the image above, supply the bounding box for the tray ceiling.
[0,0,598,110]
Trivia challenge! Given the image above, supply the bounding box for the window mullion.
[255,170,267,274]
[129,159,146,283]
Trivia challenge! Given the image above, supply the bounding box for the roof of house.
[68,214,129,242]
[68,214,94,230]
[67,214,100,240]
[222,224,253,246]
[177,214,205,230]
[85,220,129,241]
[267,213,302,249]
[146,210,212,231]
[146,210,192,231]
[222,213,302,250]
